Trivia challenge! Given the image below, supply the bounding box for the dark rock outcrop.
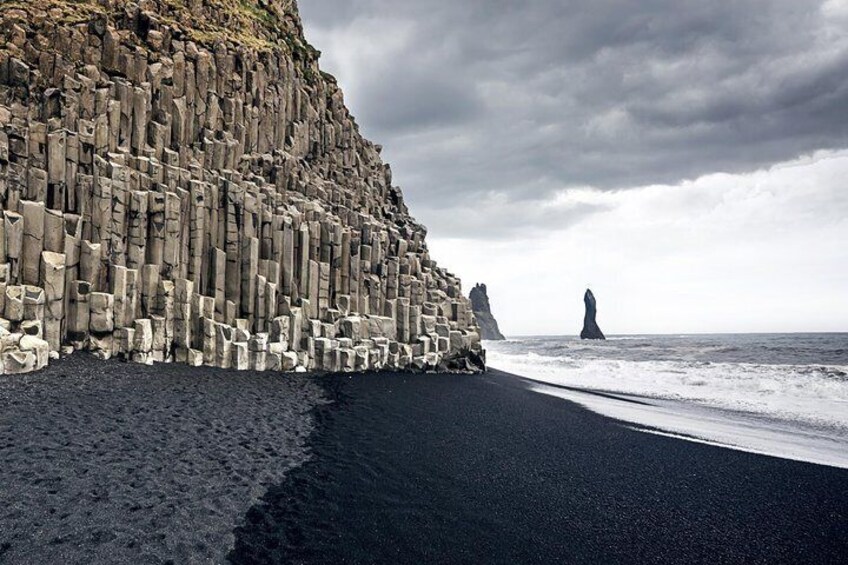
[469,284,505,341]
[580,289,605,340]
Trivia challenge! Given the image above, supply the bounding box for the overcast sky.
[299,0,848,335]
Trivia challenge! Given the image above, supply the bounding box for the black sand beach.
[231,369,848,564]
[2,361,847,564]
[0,355,324,564]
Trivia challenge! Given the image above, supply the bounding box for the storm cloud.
[299,0,848,237]
[296,1,848,333]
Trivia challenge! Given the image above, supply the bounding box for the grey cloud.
[299,0,848,238]
[415,197,612,241]
[358,72,482,132]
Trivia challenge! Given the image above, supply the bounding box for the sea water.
[487,334,848,468]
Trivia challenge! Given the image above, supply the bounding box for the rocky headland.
[0,0,483,375]
[469,283,504,340]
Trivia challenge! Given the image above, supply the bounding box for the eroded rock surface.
[0,0,483,374]
[580,288,605,340]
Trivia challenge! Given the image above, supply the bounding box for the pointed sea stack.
[580,289,605,340]
[469,284,505,340]
[0,0,484,374]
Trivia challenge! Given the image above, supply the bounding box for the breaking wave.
[487,334,848,431]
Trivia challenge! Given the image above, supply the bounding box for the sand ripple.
[0,354,324,564]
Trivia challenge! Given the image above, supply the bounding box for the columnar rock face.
[0,0,484,374]
[469,283,505,341]
[580,289,605,340]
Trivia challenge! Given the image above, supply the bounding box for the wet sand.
[0,354,324,564]
[231,369,848,564]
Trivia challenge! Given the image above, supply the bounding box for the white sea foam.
[528,384,848,469]
[487,346,848,430]
[486,337,848,467]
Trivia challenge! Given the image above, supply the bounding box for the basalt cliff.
[469,283,504,341]
[0,0,484,374]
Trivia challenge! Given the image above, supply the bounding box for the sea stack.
[0,0,484,374]
[469,284,505,340]
[580,289,606,340]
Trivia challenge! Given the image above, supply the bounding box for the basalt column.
[0,0,484,374]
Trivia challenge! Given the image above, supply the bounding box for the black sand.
[231,369,848,564]
[0,355,324,564]
[2,362,846,564]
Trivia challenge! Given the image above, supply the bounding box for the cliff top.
[469,283,491,311]
[1,0,317,53]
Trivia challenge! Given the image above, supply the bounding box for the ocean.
[486,333,848,468]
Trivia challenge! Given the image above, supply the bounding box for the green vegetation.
[2,0,318,55]
[238,0,276,25]
[2,0,107,26]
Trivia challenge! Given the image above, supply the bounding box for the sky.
[298,0,848,335]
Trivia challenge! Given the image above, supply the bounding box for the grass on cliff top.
[1,0,106,26]
[3,0,316,54]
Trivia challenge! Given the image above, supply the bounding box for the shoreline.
[2,357,846,563]
[232,368,848,564]
[517,374,848,470]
